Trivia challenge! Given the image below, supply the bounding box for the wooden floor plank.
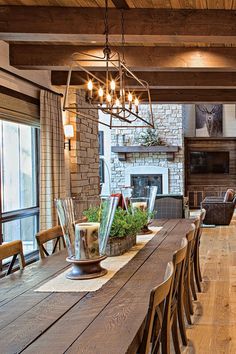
[185,217,236,354]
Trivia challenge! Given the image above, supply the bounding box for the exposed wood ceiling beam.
[51,70,236,89]
[111,0,129,9]
[138,89,236,103]
[10,45,236,71]
[0,7,236,44]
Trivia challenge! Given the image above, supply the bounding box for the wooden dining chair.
[36,225,65,259]
[182,224,196,325]
[138,261,174,354]
[194,208,206,292]
[162,237,188,354]
[0,240,26,275]
[190,217,201,302]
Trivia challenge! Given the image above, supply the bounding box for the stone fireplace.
[105,104,184,195]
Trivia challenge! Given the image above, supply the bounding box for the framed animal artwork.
[195,104,223,137]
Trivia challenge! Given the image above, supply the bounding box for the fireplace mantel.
[111,145,179,161]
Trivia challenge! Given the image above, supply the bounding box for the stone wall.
[110,104,184,194]
[68,89,100,198]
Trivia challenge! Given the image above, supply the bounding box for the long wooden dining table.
[0,218,194,354]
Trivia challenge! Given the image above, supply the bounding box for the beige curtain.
[40,90,66,230]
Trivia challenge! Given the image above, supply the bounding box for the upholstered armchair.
[201,189,236,225]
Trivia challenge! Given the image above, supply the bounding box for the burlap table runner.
[35,226,162,293]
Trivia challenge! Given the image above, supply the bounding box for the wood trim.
[51,70,236,89]
[0,85,39,105]
[111,146,179,153]
[1,7,236,44]
[10,45,236,70]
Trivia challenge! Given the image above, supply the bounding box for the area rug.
[35,226,162,293]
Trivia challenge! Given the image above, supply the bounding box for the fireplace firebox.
[131,174,162,197]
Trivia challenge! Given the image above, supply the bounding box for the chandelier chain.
[104,0,109,48]
[121,10,125,63]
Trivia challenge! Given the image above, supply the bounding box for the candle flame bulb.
[98,87,104,105]
[106,93,112,103]
[115,98,121,107]
[87,80,93,91]
[128,92,133,102]
[134,97,139,113]
[98,87,104,97]
[110,80,116,91]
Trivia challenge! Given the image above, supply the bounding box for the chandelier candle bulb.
[106,93,112,107]
[128,92,133,110]
[98,87,104,104]
[134,97,139,114]
[87,80,93,99]
[110,80,116,91]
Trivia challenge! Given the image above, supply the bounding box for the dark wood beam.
[10,44,236,71]
[51,70,236,88]
[144,89,236,103]
[111,0,129,9]
[1,7,236,44]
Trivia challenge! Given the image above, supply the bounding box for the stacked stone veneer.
[111,104,184,194]
[68,89,100,198]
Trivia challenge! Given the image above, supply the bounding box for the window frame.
[0,123,40,261]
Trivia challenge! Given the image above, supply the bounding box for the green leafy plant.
[136,128,166,147]
[83,205,149,239]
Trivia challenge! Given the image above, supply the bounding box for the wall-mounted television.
[190,151,229,174]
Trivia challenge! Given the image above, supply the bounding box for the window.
[0,120,39,255]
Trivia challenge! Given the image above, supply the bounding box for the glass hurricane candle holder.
[55,196,118,280]
[145,185,158,222]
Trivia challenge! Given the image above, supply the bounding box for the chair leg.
[161,319,170,354]
[196,244,203,282]
[194,253,202,293]
[190,265,197,301]
[172,312,181,354]
[184,289,192,325]
[187,285,194,316]
[178,296,188,346]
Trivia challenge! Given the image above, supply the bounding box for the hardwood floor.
[184,217,236,353]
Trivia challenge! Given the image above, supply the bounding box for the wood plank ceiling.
[0,0,236,9]
[1,0,236,102]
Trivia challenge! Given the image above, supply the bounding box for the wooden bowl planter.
[106,234,136,257]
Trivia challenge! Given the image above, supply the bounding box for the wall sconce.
[64,124,74,151]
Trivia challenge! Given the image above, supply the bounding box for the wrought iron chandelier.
[63,0,154,129]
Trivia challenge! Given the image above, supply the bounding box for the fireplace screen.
[131,174,162,197]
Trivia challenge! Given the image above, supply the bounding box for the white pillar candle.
[132,202,147,211]
[75,222,100,260]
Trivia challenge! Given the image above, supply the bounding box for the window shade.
[0,91,40,128]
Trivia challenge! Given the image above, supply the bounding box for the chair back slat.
[139,261,174,354]
[0,240,25,275]
[36,225,65,258]
[171,238,188,316]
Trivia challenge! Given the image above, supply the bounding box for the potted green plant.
[83,206,149,256]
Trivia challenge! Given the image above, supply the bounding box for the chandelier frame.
[62,0,154,129]
[63,49,154,129]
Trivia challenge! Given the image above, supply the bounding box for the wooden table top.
[0,219,193,354]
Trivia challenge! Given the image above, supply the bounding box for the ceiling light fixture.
[63,0,154,129]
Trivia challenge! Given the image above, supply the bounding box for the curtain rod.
[0,68,63,97]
